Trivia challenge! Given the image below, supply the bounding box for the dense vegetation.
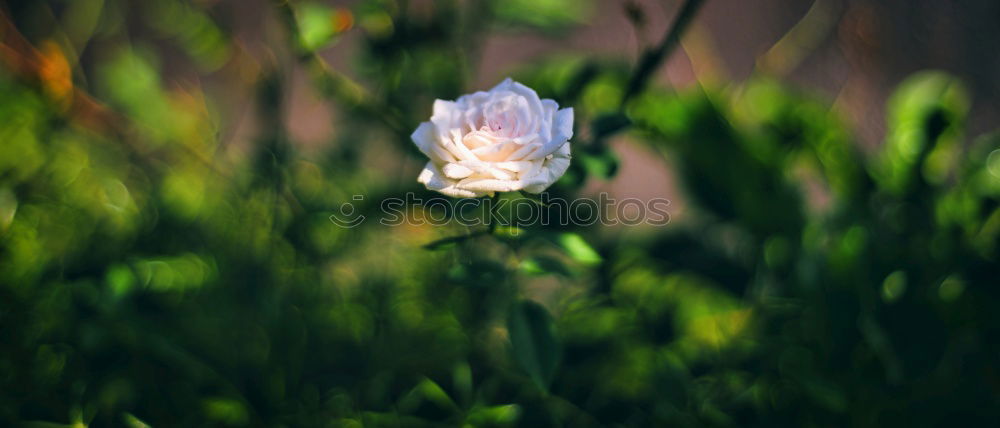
[1,0,998,426]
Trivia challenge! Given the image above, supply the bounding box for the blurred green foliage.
[1,0,999,426]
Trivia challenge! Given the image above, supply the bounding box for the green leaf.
[629,90,804,236]
[465,404,521,425]
[0,188,17,233]
[122,413,152,428]
[105,263,136,297]
[507,300,561,391]
[493,226,527,241]
[452,362,473,407]
[493,0,595,32]
[879,71,969,194]
[202,397,249,426]
[880,270,907,303]
[397,377,459,414]
[557,233,602,265]
[520,255,575,277]
[295,3,345,52]
[579,150,619,179]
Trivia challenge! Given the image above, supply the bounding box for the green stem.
[422,193,501,250]
[487,192,501,234]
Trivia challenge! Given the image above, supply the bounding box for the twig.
[423,230,488,250]
[756,0,840,76]
[586,0,707,144]
[423,192,502,250]
[620,0,706,107]
[271,0,409,138]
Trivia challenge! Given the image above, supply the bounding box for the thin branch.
[620,0,706,107]
[423,230,488,250]
[423,192,501,250]
[586,0,707,144]
[756,0,840,76]
[272,0,409,138]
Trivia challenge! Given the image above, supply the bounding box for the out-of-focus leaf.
[733,78,866,203]
[556,233,602,265]
[202,397,249,426]
[936,132,1000,256]
[880,270,907,303]
[631,90,804,236]
[295,3,351,53]
[520,255,575,277]
[512,56,614,106]
[398,377,459,416]
[452,362,473,407]
[578,150,619,179]
[493,0,595,32]
[507,300,561,390]
[938,275,966,302]
[878,71,968,194]
[122,412,152,428]
[144,0,231,70]
[0,188,17,233]
[465,404,521,425]
[105,263,136,297]
[447,257,508,288]
[493,226,527,241]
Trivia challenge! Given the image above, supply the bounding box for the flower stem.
[487,192,501,234]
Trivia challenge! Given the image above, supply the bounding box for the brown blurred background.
[259,0,1000,148]
[35,0,995,213]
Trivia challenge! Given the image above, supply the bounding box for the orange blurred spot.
[38,40,73,110]
[332,9,354,33]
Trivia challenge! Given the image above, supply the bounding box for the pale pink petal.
[411,122,456,163]
[418,162,482,198]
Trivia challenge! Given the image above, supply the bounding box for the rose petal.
[471,139,520,162]
[492,78,545,120]
[522,144,571,193]
[418,162,482,198]
[540,99,558,141]
[412,122,456,163]
[524,107,573,160]
[449,129,478,161]
[458,160,516,180]
[507,142,542,161]
[431,99,462,132]
[442,163,474,179]
[456,177,522,193]
[494,161,534,172]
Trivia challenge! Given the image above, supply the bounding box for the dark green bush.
[1,0,998,426]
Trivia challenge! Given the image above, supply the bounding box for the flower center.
[479,95,527,138]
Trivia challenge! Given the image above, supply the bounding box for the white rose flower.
[412,78,573,198]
